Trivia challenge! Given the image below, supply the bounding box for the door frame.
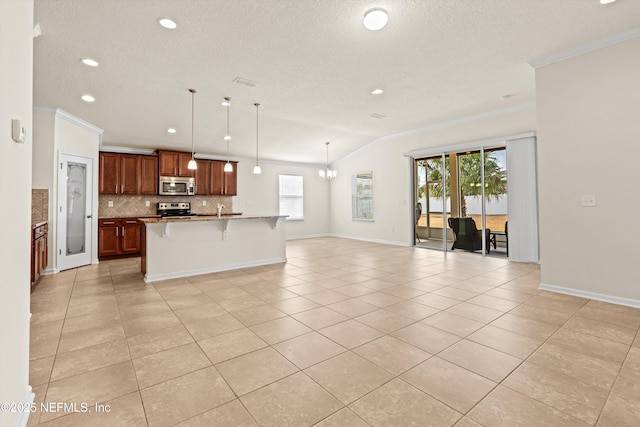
[56,152,96,271]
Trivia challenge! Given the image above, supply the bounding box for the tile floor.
[28,237,640,426]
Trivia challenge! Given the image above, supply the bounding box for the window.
[279,174,304,220]
[352,172,373,220]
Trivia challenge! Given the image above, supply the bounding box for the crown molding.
[335,102,535,165]
[529,25,640,69]
[33,106,104,143]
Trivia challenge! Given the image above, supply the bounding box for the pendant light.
[319,141,336,180]
[223,97,233,173]
[253,102,262,175]
[187,89,197,170]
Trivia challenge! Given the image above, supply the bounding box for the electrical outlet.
[108,201,114,208]
[202,200,207,206]
[581,195,596,207]
[145,201,150,207]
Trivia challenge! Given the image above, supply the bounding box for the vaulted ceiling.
[33,0,640,164]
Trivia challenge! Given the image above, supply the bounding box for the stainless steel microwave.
[159,176,195,196]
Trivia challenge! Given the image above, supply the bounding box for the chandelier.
[319,141,336,180]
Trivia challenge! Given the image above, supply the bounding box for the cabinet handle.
[115,184,118,193]
[103,221,115,225]
[115,228,118,237]
[121,184,124,193]
[122,227,125,237]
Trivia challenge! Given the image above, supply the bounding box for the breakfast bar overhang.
[139,215,287,282]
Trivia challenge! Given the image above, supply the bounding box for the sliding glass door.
[414,147,508,256]
[415,154,450,250]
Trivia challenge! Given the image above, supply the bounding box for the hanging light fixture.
[253,102,262,175]
[187,89,197,170]
[223,97,233,173]
[319,141,337,180]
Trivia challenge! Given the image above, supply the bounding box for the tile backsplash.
[32,189,49,225]
[98,194,234,218]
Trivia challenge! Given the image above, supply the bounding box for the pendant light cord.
[225,97,231,162]
[255,103,260,165]
[189,89,196,158]
[326,141,330,170]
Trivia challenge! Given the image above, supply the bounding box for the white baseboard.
[144,257,287,282]
[41,267,57,275]
[13,386,34,427]
[329,233,412,247]
[286,233,331,240]
[539,283,640,309]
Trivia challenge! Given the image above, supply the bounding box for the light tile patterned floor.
[28,237,640,426]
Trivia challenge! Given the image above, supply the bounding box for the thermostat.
[12,119,26,143]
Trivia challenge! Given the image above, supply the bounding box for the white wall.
[32,109,102,271]
[330,107,536,245]
[235,160,330,239]
[536,37,640,306]
[0,1,34,426]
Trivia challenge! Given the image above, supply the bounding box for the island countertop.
[140,214,288,282]
[138,214,287,224]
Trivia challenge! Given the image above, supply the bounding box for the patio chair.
[448,217,491,254]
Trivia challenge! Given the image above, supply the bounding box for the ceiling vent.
[370,113,386,119]
[233,77,258,87]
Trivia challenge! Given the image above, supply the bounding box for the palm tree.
[418,152,506,217]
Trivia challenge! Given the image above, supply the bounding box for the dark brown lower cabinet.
[31,223,48,288]
[99,218,141,259]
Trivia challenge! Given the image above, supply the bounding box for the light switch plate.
[108,201,114,207]
[145,201,150,207]
[581,195,596,207]
[202,200,207,206]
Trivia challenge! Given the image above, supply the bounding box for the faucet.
[217,203,225,218]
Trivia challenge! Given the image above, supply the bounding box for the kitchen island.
[139,214,287,282]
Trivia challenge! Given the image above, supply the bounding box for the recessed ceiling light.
[81,94,95,103]
[363,8,388,31]
[81,58,99,67]
[600,0,617,4]
[158,18,177,29]
[371,88,384,95]
[167,128,177,134]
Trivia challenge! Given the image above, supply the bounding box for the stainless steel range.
[157,202,198,218]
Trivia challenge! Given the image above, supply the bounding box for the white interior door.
[57,153,93,271]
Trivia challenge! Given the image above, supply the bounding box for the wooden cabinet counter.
[31,222,48,288]
[99,217,141,259]
[99,152,158,195]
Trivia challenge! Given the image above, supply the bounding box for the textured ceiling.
[33,0,640,164]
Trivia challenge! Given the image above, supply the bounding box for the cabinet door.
[224,162,238,195]
[158,151,179,176]
[177,152,195,177]
[195,159,210,195]
[121,219,141,254]
[98,220,120,256]
[41,233,48,272]
[31,235,38,283]
[209,161,225,195]
[99,152,120,194]
[140,155,158,195]
[120,154,140,195]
